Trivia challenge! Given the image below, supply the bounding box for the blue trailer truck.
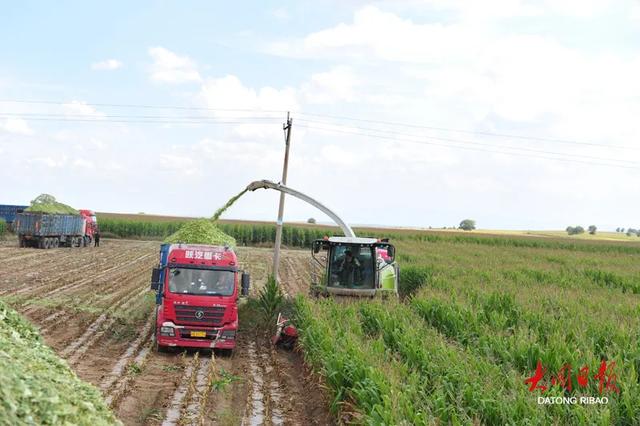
[0,205,28,230]
[15,211,98,249]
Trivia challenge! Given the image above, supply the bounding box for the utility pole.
[273,112,292,282]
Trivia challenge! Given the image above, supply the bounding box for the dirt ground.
[0,239,334,426]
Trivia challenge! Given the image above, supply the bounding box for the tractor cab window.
[329,244,375,289]
[168,268,235,296]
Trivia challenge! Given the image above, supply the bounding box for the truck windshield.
[328,244,375,289]
[168,268,235,296]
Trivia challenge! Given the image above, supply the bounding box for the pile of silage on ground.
[0,300,119,425]
[24,194,79,215]
[164,219,236,247]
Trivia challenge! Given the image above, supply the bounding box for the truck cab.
[78,209,98,240]
[150,243,249,353]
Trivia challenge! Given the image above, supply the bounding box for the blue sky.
[1,1,639,230]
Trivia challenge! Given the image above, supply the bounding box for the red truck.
[150,243,250,353]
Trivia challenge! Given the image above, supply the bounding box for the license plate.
[190,331,206,338]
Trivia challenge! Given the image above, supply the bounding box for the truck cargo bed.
[16,213,84,237]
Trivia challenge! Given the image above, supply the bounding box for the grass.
[210,368,242,392]
[293,233,640,425]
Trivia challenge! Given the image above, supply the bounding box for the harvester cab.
[311,237,399,297]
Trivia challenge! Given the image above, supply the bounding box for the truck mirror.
[386,245,395,261]
[241,272,250,296]
[151,267,161,290]
[312,241,321,254]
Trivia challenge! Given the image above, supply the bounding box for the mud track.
[0,239,333,425]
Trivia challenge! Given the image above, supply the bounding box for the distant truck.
[15,209,99,249]
[150,243,250,353]
[0,205,29,229]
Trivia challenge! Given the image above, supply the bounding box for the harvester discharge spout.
[245,180,356,238]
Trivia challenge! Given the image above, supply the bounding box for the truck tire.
[45,238,52,249]
[82,236,88,247]
[52,238,59,248]
[152,310,168,353]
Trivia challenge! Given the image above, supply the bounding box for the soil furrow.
[160,355,200,426]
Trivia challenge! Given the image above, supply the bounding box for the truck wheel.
[218,348,233,357]
[52,238,59,248]
[42,238,49,249]
[152,310,168,353]
[83,236,88,247]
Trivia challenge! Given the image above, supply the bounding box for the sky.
[1,0,639,230]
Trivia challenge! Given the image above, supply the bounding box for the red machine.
[150,243,250,353]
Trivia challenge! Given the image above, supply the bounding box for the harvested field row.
[0,238,333,425]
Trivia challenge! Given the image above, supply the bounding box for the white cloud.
[91,59,122,70]
[148,47,201,84]
[302,66,359,104]
[199,74,298,115]
[158,154,200,176]
[62,100,105,118]
[0,118,33,135]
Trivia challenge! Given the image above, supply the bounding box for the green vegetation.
[294,236,640,424]
[24,194,79,215]
[0,218,5,237]
[210,368,242,392]
[98,216,332,247]
[211,189,248,222]
[256,275,285,332]
[0,300,119,425]
[566,225,586,235]
[164,219,236,247]
[458,218,476,230]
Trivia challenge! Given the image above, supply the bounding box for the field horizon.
[96,211,640,244]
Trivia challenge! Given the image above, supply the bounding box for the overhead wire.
[295,118,637,165]
[296,123,640,170]
[294,111,639,151]
[0,98,636,169]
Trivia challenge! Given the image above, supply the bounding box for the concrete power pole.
[273,112,292,282]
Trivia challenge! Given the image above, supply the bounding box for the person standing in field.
[94,232,100,247]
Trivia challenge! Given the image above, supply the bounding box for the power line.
[296,123,640,171]
[0,99,285,114]
[295,111,638,151]
[0,112,281,121]
[2,98,632,151]
[0,115,271,125]
[295,118,637,165]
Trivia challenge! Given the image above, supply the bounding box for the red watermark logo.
[525,360,619,405]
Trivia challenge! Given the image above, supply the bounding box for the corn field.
[97,216,338,247]
[295,237,640,425]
